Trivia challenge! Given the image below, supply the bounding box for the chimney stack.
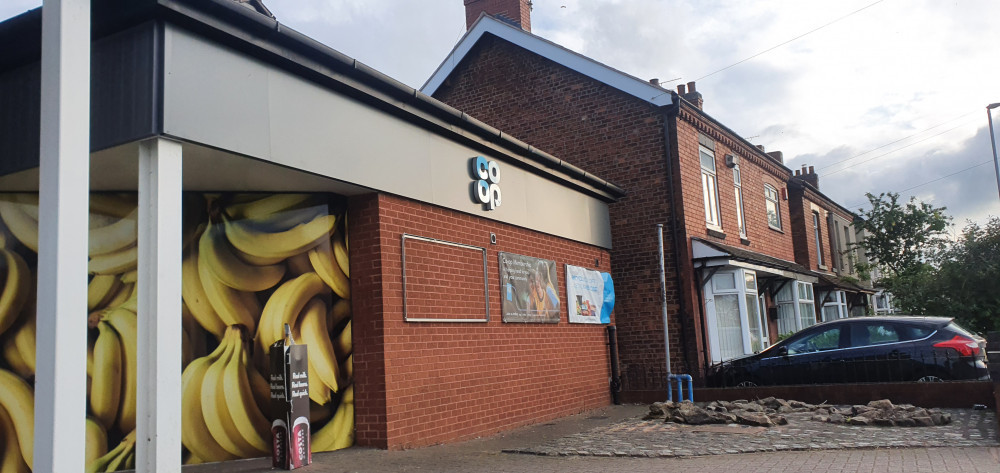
[767,151,783,163]
[465,0,532,31]
[679,80,703,109]
[796,164,820,189]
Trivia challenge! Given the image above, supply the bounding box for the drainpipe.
[660,97,696,378]
[657,224,671,378]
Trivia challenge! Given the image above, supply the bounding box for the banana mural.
[0,192,354,471]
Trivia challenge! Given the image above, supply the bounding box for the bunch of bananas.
[0,191,355,471]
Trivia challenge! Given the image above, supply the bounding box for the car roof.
[818,316,953,327]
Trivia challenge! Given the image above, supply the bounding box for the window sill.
[740,238,751,246]
[767,225,784,234]
[706,228,727,240]
[818,264,828,271]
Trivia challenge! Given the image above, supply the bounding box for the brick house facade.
[425,6,870,392]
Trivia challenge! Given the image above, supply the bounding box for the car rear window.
[946,321,979,339]
[898,324,933,341]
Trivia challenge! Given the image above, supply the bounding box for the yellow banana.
[224,193,318,221]
[257,272,329,355]
[201,220,285,292]
[286,252,313,276]
[87,335,95,378]
[86,430,136,473]
[308,239,351,299]
[341,353,354,383]
[119,269,138,284]
[182,303,208,362]
[1,337,32,378]
[88,274,122,312]
[90,321,123,429]
[104,308,137,433]
[223,213,336,261]
[198,248,261,334]
[85,417,109,465]
[306,355,332,405]
[312,385,354,452]
[334,320,353,361]
[0,201,38,253]
[181,331,238,463]
[333,228,350,277]
[182,227,227,338]
[88,245,138,275]
[90,193,138,218]
[297,298,342,394]
[0,369,34,470]
[89,208,138,257]
[105,282,134,309]
[328,298,352,332]
[201,329,262,458]
[10,311,35,376]
[222,331,271,453]
[0,403,29,473]
[0,248,30,336]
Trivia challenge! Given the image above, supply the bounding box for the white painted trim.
[33,1,91,470]
[137,138,184,472]
[421,15,674,107]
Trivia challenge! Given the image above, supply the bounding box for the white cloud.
[3,0,998,223]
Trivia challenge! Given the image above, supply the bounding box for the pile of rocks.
[645,397,953,428]
[811,399,953,427]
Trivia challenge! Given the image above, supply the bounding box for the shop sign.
[565,265,614,324]
[471,156,502,210]
[498,252,559,323]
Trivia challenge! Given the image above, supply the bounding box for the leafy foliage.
[851,192,950,278]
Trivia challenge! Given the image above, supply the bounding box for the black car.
[709,316,989,387]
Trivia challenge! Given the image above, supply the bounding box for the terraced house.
[425,0,873,396]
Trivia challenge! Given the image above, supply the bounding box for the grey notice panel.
[162,26,613,248]
[402,234,489,323]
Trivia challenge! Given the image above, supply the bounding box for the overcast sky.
[3,0,999,229]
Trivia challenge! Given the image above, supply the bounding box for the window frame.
[700,144,722,230]
[764,184,782,230]
[812,211,824,267]
[734,165,747,238]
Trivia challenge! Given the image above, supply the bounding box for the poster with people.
[498,252,560,323]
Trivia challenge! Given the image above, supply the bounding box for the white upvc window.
[734,165,747,238]
[821,290,848,322]
[813,211,824,267]
[764,184,781,230]
[775,280,817,336]
[704,269,767,363]
[701,145,721,229]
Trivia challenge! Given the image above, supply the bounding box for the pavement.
[192,403,1000,473]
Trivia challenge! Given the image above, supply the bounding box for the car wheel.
[916,375,945,382]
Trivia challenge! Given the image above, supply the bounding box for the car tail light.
[933,336,981,356]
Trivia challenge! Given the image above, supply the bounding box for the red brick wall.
[434,36,694,387]
[351,192,612,449]
[465,0,532,31]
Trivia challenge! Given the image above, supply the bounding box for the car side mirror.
[777,346,788,357]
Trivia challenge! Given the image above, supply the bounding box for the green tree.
[852,192,951,278]
[919,217,1000,333]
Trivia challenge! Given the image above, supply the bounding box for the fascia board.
[422,16,673,107]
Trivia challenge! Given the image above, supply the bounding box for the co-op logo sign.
[470,156,502,210]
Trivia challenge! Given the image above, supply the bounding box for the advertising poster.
[565,265,607,324]
[0,192,355,472]
[498,252,560,323]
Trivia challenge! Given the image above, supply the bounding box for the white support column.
[34,0,91,471]
[137,138,184,473]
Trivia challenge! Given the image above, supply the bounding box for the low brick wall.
[622,381,995,408]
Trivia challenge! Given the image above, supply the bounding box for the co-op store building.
[0,0,625,470]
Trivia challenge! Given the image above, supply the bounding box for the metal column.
[137,138,184,472]
[34,0,91,470]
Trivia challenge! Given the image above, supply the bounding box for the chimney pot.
[687,81,696,93]
[677,84,686,94]
[649,78,660,86]
[756,145,766,152]
[795,170,801,176]
[808,165,815,174]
